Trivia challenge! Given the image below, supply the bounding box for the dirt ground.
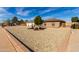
[1,26,79,52]
[5,26,76,52]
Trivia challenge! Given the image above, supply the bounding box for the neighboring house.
[26,18,66,28]
[2,22,9,27]
[19,22,26,26]
[71,22,79,29]
[66,22,72,28]
[44,18,66,28]
[63,22,79,28]
[26,22,34,28]
[20,23,26,26]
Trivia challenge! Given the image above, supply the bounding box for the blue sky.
[0,7,79,22]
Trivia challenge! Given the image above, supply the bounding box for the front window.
[52,23,55,26]
[44,23,46,26]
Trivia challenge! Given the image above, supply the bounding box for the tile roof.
[45,18,66,23]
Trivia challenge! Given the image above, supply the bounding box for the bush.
[71,24,79,29]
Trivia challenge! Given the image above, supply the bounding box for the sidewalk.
[67,29,79,51]
[0,27,29,52]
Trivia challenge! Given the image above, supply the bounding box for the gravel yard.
[6,26,71,52]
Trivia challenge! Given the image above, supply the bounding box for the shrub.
[71,24,79,29]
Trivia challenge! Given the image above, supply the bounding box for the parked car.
[34,26,39,30]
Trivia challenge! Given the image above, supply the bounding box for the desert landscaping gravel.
[6,26,72,52]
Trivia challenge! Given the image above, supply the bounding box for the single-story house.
[44,18,66,28]
[66,22,72,28]
[66,22,79,28]
[2,22,9,27]
[26,21,34,28]
[26,18,66,28]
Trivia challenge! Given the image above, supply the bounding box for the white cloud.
[54,8,79,16]
[39,8,59,15]
[42,16,53,20]
[16,8,31,16]
[17,10,30,16]
[0,8,13,17]
[42,8,79,22]
[39,8,79,21]
[71,8,79,13]
[0,8,14,22]
[0,8,6,12]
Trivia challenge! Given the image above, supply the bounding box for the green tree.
[1,19,11,27]
[71,17,79,22]
[11,16,19,25]
[3,19,11,26]
[71,17,79,29]
[6,19,11,25]
[25,20,28,22]
[34,16,43,25]
[19,19,25,24]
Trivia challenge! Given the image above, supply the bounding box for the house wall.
[61,23,65,27]
[45,22,60,28]
[26,23,34,28]
[54,22,60,27]
[66,22,74,28]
